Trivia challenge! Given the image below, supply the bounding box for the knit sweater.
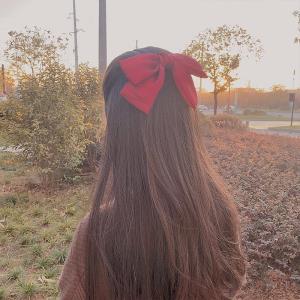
[59,217,88,299]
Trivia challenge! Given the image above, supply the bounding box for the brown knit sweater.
[59,216,88,299]
[59,216,111,299]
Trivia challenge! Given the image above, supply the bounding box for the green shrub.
[210,113,246,129]
[243,109,267,115]
[1,28,105,183]
[197,113,215,136]
[75,64,105,170]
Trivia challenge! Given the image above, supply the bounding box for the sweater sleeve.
[59,216,89,299]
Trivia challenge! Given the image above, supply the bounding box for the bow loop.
[119,52,207,114]
[159,53,175,67]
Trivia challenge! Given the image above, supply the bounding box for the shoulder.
[58,214,90,299]
[73,214,90,250]
[59,207,112,299]
[65,213,90,269]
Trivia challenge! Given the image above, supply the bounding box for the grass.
[7,268,22,281]
[269,125,300,132]
[0,288,6,300]
[0,151,90,298]
[19,281,37,297]
[235,114,293,121]
[0,133,9,148]
[1,130,299,299]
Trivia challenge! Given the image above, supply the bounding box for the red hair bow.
[119,52,207,114]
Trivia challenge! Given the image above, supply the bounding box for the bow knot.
[159,53,175,67]
[119,52,207,114]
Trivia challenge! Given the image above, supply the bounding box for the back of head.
[86,47,245,300]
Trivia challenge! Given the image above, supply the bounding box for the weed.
[36,257,55,270]
[3,224,17,236]
[0,288,6,300]
[0,258,9,269]
[20,234,36,246]
[7,267,22,281]
[52,249,67,265]
[31,244,43,257]
[43,266,59,279]
[19,281,37,297]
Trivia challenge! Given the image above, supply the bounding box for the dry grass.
[205,129,300,299]
[0,151,91,299]
[0,129,299,299]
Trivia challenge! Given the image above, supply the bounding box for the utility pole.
[135,40,138,49]
[99,0,107,74]
[1,64,6,94]
[72,0,79,71]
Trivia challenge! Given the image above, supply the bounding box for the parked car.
[197,104,209,112]
[0,93,7,102]
[222,105,236,113]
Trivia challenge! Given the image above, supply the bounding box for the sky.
[0,0,300,91]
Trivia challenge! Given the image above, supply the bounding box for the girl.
[59,47,246,300]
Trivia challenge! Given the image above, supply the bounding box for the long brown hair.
[86,47,245,300]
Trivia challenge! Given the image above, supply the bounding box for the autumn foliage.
[205,129,300,287]
[0,28,104,183]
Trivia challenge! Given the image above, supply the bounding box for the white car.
[197,105,208,112]
[0,93,7,102]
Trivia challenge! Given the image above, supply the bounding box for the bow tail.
[172,67,198,109]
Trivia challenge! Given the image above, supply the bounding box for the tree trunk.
[213,91,218,115]
[227,82,231,113]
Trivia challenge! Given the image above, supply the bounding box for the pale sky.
[0,0,300,90]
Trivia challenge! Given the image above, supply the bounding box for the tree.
[0,66,15,95]
[1,28,105,183]
[4,26,68,77]
[2,62,88,183]
[185,25,263,115]
[75,63,105,169]
[271,84,286,92]
[293,10,300,44]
